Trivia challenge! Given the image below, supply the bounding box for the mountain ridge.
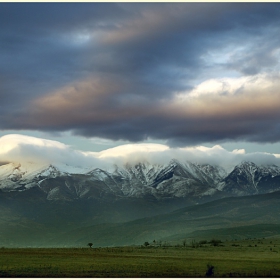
[1,159,280,201]
[1,157,280,247]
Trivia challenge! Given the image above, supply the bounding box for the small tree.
[191,239,199,248]
[144,241,149,247]
[87,242,93,248]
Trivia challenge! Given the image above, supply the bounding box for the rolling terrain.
[0,159,280,247]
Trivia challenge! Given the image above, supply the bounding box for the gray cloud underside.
[1,3,280,146]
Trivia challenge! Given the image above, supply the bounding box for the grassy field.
[0,238,280,277]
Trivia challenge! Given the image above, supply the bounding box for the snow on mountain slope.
[100,160,227,198]
[0,162,47,179]
[0,159,280,200]
[221,161,280,195]
[0,161,94,191]
[0,162,49,190]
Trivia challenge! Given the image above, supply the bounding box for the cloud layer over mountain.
[1,135,280,170]
[1,3,280,146]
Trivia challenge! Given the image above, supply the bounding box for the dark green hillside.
[48,191,280,247]
[1,189,280,247]
[0,187,193,247]
[167,223,280,243]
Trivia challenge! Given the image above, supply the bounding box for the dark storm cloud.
[0,3,128,105]
[1,3,280,146]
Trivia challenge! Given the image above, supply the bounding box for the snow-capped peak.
[1,159,280,200]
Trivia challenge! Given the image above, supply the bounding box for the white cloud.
[176,73,279,100]
[98,143,168,158]
[92,140,280,169]
[0,134,101,168]
[1,134,280,171]
[232,149,245,154]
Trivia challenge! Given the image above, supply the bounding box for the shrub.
[205,263,214,277]
[209,239,222,246]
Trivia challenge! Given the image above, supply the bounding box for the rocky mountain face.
[1,160,280,247]
[1,160,280,201]
[221,162,280,195]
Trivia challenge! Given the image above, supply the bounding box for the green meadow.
[1,238,280,277]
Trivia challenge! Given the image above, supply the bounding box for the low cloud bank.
[0,135,280,171]
[0,134,102,169]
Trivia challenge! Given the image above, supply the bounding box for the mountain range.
[0,159,280,247]
[1,160,280,200]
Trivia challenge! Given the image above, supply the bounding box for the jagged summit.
[221,161,280,195]
[0,159,280,200]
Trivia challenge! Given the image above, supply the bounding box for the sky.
[1,3,280,166]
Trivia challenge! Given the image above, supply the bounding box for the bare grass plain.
[0,237,280,277]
